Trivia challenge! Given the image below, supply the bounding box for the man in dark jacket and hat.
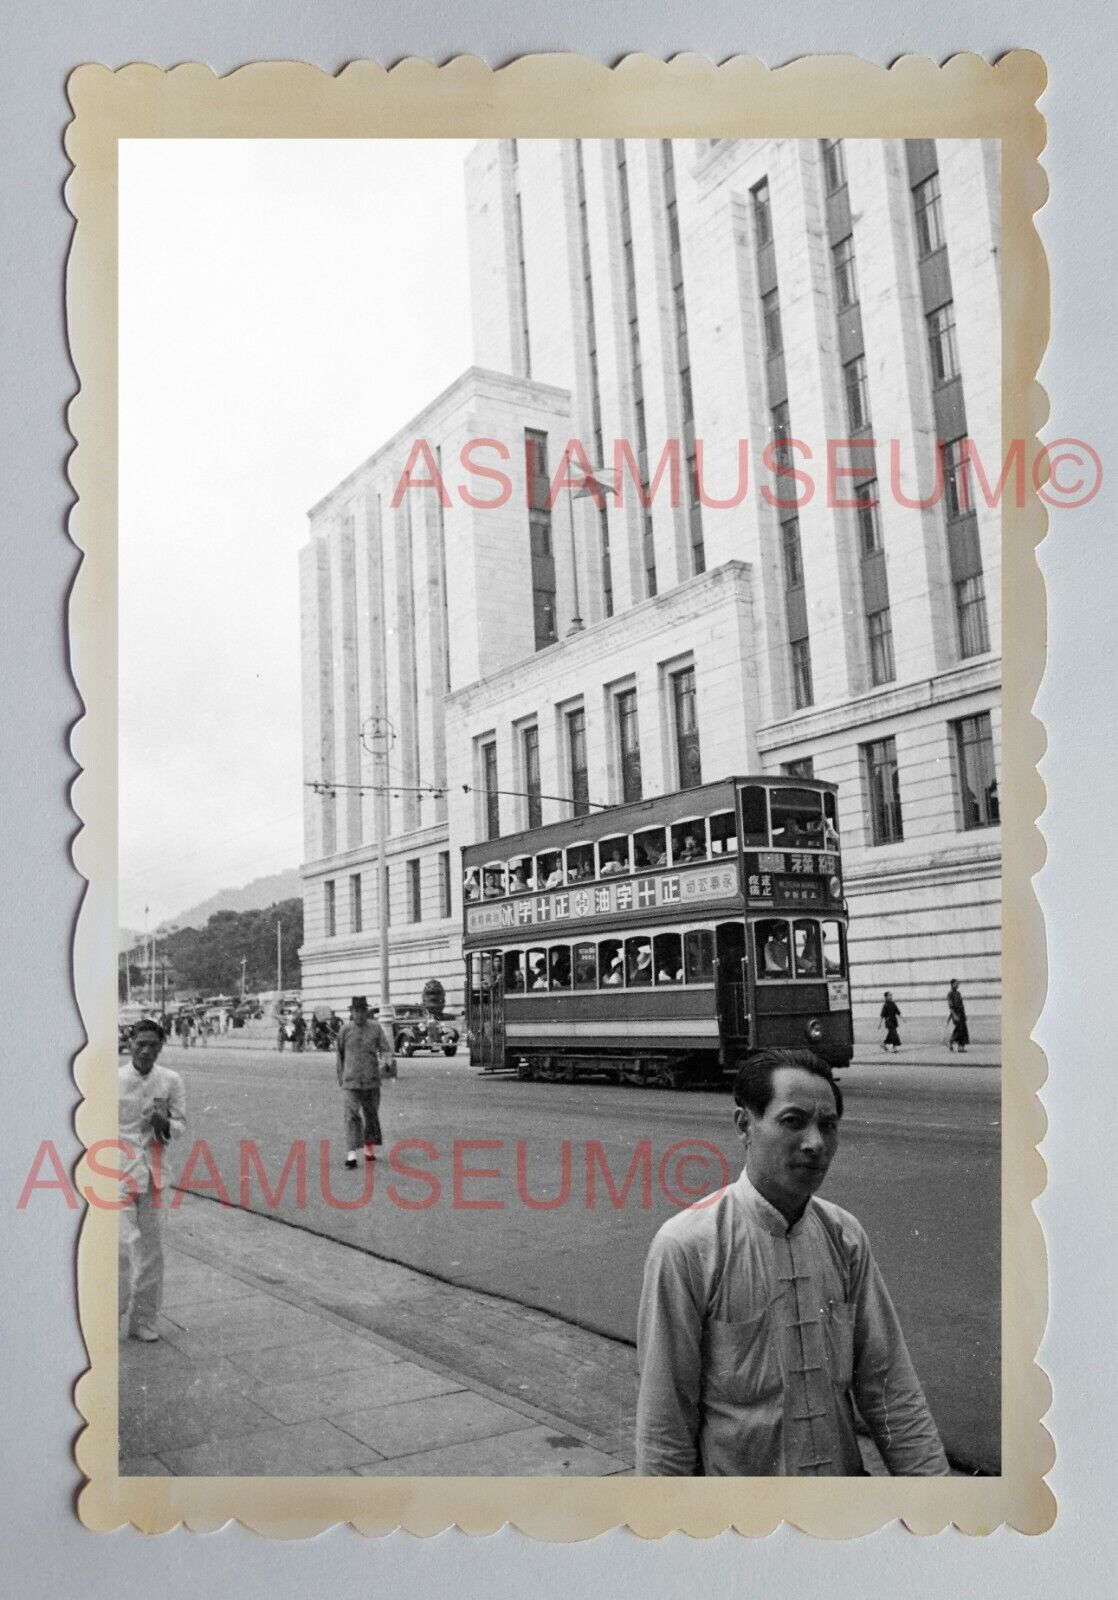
[336,995,395,1170]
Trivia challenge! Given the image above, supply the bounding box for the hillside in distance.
[165,867,302,931]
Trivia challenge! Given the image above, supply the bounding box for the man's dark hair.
[132,1017,165,1042]
[732,1048,843,1118]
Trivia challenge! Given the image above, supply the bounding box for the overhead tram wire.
[307,778,614,812]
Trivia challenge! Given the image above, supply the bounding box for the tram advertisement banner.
[745,850,840,906]
[465,862,739,936]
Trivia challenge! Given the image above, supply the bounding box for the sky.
[118,139,474,930]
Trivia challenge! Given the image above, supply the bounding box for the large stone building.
[299,137,1001,1041]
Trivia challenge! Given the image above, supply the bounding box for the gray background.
[0,0,1112,1591]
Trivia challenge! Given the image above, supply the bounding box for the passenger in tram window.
[508,859,530,894]
[794,922,822,978]
[674,829,706,863]
[567,845,594,883]
[760,922,792,976]
[549,946,572,989]
[635,830,667,869]
[483,869,504,899]
[601,941,625,984]
[527,951,549,991]
[463,869,481,902]
[654,933,684,984]
[600,844,628,876]
[628,940,654,986]
[504,951,525,991]
[684,929,715,983]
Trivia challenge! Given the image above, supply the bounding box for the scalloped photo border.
[65,51,1052,1538]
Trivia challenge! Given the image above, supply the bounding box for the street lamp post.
[361,715,397,1034]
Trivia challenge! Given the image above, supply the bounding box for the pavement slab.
[337,1390,537,1459]
[159,1417,383,1477]
[351,1425,631,1477]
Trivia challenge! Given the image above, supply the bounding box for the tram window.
[463,868,481,902]
[634,826,668,871]
[567,842,595,883]
[740,785,769,847]
[573,941,598,989]
[756,919,792,977]
[536,850,564,891]
[654,932,684,984]
[710,810,738,856]
[482,864,506,899]
[793,920,823,978]
[599,938,625,985]
[823,792,840,848]
[549,945,573,989]
[626,937,654,986]
[771,788,824,850]
[507,856,532,894]
[671,820,707,863]
[478,951,498,990]
[525,948,550,990]
[598,836,631,877]
[820,920,845,976]
[684,928,715,983]
[503,949,525,991]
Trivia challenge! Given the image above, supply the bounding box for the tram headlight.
[827,875,842,900]
[805,1018,824,1043]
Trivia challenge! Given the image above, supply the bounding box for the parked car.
[390,1003,460,1057]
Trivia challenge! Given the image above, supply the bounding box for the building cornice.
[306,366,572,522]
[757,656,1002,750]
[445,560,754,717]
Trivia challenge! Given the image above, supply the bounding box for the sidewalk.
[120,1196,905,1478]
[119,1193,638,1477]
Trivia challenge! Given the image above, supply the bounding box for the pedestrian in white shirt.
[636,1048,948,1476]
[118,1018,186,1342]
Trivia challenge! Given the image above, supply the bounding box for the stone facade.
[301,138,1002,1044]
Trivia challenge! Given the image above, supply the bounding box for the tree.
[161,898,304,996]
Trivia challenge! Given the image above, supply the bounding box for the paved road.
[155,1045,1000,1471]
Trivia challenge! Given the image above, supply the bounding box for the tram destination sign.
[745,851,840,905]
[465,862,740,936]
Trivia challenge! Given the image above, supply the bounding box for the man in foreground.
[336,995,395,1170]
[635,1048,948,1476]
[118,1018,186,1341]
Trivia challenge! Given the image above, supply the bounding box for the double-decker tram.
[462,776,852,1088]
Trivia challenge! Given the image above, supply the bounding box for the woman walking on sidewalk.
[878,992,902,1052]
[946,978,970,1052]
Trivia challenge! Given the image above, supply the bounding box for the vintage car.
[390,1003,460,1057]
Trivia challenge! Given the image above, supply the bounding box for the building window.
[481,740,500,839]
[770,401,793,469]
[616,689,642,803]
[955,713,999,829]
[783,756,815,779]
[955,574,991,657]
[832,235,858,311]
[867,608,896,685]
[942,436,972,520]
[843,355,871,432]
[523,725,542,829]
[913,173,945,258]
[526,428,557,649]
[350,873,362,934]
[864,737,903,844]
[325,879,336,938]
[762,288,783,358]
[821,138,847,194]
[439,851,452,918]
[927,303,959,385]
[671,666,702,790]
[782,518,804,590]
[407,858,422,922]
[752,179,772,247]
[856,480,882,554]
[791,639,814,710]
[567,708,590,817]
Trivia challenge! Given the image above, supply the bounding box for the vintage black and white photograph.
[109,126,1006,1490]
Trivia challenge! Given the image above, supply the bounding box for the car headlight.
[806,1018,824,1042]
[827,875,842,900]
